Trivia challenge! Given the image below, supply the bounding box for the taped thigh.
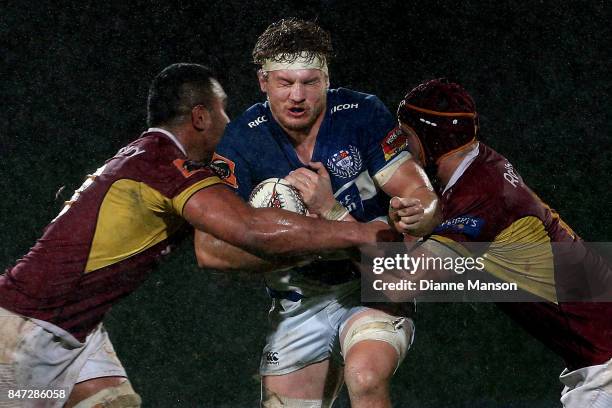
[73,381,141,408]
[261,384,337,408]
[341,314,414,365]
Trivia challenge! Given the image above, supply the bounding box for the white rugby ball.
[248,178,307,215]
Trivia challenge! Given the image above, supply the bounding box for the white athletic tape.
[322,201,349,221]
[372,151,412,188]
[261,385,336,408]
[342,314,414,371]
[262,52,328,75]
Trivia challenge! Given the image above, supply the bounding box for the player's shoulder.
[329,88,385,111]
[464,144,511,188]
[218,101,277,157]
[327,88,389,131]
[227,101,270,134]
[121,130,183,163]
[480,144,527,195]
[106,129,204,182]
[454,143,531,215]
[434,145,511,240]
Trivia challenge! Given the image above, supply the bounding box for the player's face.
[399,122,426,166]
[259,69,328,134]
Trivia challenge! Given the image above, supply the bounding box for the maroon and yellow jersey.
[0,129,226,341]
[428,142,612,369]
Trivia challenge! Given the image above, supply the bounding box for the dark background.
[1,1,610,407]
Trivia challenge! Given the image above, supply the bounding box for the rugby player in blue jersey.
[196,19,440,407]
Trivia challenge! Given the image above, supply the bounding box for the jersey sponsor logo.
[327,146,362,178]
[172,155,238,187]
[210,153,238,188]
[331,103,359,114]
[434,216,485,238]
[173,159,210,178]
[170,158,231,188]
[264,351,279,365]
[503,162,521,188]
[381,127,409,161]
[248,115,268,128]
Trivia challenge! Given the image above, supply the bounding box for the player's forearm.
[183,186,397,259]
[195,231,275,271]
[379,158,441,236]
[196,232,354,272]
[241,208,395,257]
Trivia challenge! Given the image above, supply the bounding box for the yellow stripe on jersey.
[172,176,223,215]
[483,216,556,303]
[426,234,474,258]
[85,176,222,272]
[429,216,556,303]
[85,180,180,272]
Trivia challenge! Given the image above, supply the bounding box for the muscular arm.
[183,184,396,259]
[194,230,267,271]
[379,158,441,237]
[195,230,300,271]
[194,230,355,271]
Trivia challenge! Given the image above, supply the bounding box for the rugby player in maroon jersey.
[389,78,612,407]
[0,63,394,408]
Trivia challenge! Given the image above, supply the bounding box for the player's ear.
[257,70,268,93]
[191,105,211,132]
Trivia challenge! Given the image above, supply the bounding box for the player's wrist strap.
[323,200,349,221]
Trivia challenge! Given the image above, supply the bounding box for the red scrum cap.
[397,78,479,166]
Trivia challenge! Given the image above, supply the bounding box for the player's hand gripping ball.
[248,178,307,215]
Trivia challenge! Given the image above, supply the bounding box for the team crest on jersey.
[327,146,362,178]
[382,127,409,161]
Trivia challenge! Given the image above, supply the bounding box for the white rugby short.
[0,307,126,408]
[260,280,414,376]
[560,358,612,407]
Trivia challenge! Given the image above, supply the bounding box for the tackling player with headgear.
[196,18,440,408]
[391,78,612,407]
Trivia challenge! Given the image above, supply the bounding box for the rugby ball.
[248,178,307,215]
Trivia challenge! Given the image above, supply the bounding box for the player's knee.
[344,362,388,397]
[72,381,141,408]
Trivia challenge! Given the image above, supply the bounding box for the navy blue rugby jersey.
[216,88,409,221]
[215,88,410,285]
